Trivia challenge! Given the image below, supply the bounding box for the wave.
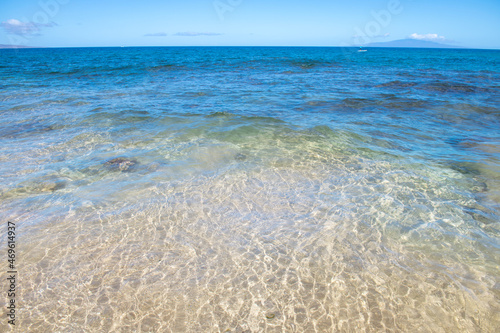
[420,81,486,93]
[146,64,185,72]
[375,80,417,88]
[299,97,429,112]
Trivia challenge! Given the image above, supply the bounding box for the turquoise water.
[1,47,499,332]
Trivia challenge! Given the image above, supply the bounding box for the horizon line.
[1,44,499,51]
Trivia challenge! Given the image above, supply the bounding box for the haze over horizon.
[1,0,499,50]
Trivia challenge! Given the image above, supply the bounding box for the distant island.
[366,39,461,49]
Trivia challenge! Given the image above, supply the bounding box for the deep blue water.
[1,47,499,331]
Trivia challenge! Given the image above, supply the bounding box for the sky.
[0,0,499,49]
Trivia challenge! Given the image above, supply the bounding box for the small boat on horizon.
[358,47,367,52]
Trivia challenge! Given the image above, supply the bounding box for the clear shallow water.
[0,47,499,332]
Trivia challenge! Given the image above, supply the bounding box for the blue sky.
[0,0,499,49]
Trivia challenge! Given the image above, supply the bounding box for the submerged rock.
[37,180,66,192]
[1,179,67,200]
[234,153,247,161]
[104,157,138,171]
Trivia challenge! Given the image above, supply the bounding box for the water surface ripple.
[0,47,499,332]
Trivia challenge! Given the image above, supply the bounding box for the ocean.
[0,46,499,332]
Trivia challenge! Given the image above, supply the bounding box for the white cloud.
[409,33,446,42]
[174,32,222,37]
[1,18,56,36]
[144,32,168,37]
